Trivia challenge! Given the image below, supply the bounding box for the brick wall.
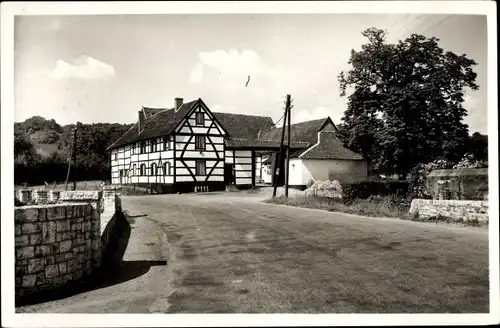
[15,203,101,300]
[409,199,489,224]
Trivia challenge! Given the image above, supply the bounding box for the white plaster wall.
[300,159,367,185]
[288,158,304,186]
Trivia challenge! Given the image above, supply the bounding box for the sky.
[14,13,488,133]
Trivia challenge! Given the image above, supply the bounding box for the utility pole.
[285,95,292,198]
[273,95,290,198]
[72,124,78,191]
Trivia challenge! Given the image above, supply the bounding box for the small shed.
[426,168,488,200]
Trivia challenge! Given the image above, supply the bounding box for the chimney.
[138,110,145,134]
[175,98,183,112]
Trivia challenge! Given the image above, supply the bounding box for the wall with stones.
[409,199,489,224]
[15,203,101,300]
[426,168,488,201]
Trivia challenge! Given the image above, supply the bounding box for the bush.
[341,180,409,204]
[408,159,454,198]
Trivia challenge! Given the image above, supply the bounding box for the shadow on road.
[16,211,166,308]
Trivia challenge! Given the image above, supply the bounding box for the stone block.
[33,190,48,204]
[15,225,21,236]
[15,277,22,287]
[22,222,42,234]
[38,283,53,291]
[45,264,59,278]
[22,274,36,288]
[59,240,72,253]
[35,272,48,284]
[57,231,71,242]
[56,219,71,232]
[45,256,55,265]
[47,205,66,220]
[18,259,28,266]
[54,276,64,287]
[29,233,42,245]
[15,207,39,223]
[38,207,47,221]
[28,258,45,274]
[16,246,34,260]
[71,223,82,231]
[15,235,29,247]
[35,245,54,256]
[64,274,73,283]
[58,262,67,274]
[75,217,84,223]
[18,189,32,204]
[42,221,57,243]
[65,205,75,219]
[67,260,77,273]
[56,253,68,263]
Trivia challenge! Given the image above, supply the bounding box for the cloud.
[47,55,115,80]
[187,48,347,121]
[293,106,341,124]
[188,48,295,91]
[211,104,223,111]
[189,63,203,83]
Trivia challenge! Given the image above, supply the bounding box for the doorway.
[224,164,235,185]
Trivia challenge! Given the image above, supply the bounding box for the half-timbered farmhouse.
[107,98,367,193]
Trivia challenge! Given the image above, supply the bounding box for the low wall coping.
[14,202,90,223]
[59,190,103,201]
[411,199,489,206]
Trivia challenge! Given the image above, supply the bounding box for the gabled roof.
[226,138,309,149]
[294,131,364,160]
[107,99,198,150]
[259,117,333,145]
[212,112,275,140]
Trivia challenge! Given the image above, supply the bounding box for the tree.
[338,28,478,177]
[14,133,41,165]
[467,132,488,161]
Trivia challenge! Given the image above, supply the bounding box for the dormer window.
[140,141,146,154]
[196,112,204,126]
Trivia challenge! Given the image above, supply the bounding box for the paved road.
[18,190,489,313]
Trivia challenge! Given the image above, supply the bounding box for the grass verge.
[265,195,486,227]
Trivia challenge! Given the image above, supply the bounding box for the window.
[140,164,146,176]
[133,164,136,175]
[150,139,157,153]
[163,162,170,176]
[195,135,206,151]
[196,160,206,176]
[196,112,204,126]
[113,153,117,160]
[150,163,156,176]
[163,136,170,150]
[140,142,146,154]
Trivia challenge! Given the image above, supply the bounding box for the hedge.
[342,180,409,203]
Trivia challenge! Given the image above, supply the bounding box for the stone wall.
[409,199,489,224]
[15,203,101,299]
[426,168,488,200]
